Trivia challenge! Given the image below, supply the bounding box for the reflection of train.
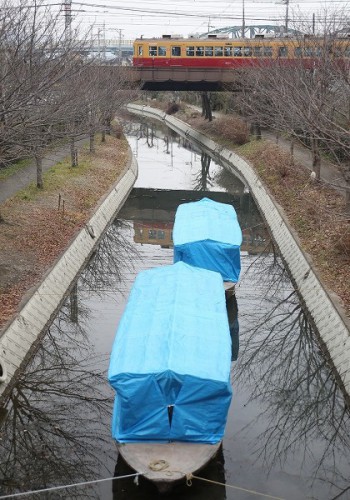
[133,35,350,68]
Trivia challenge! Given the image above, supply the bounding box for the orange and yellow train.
[133,34,350,68]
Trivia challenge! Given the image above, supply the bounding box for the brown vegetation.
[0,135,129,330]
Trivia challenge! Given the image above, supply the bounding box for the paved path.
[189,105,348,196]
[261,129,347,194]
[0,137,89,204]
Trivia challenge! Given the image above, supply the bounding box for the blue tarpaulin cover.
[108,261,232,444]
[173,198,242,283]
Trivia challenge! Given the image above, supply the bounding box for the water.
[0,119,349,500]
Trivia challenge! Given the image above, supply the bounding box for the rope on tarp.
[0,473,142,499]
[186,474,285,500]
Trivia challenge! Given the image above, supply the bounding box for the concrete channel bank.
[128,103,350,398]
[0,151,138,402]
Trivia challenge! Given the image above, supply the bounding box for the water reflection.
[0,220,139,499]
[236,252,350,498]
[80,220,140,295]
[226,292,239,362]
[2,114,349,499]
[0,305,113,499]
[192,152,213,191]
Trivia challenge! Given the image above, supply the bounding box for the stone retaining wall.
[0,152,138,402]
[127,103,350,398]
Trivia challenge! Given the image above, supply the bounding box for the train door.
[170,45,182,65]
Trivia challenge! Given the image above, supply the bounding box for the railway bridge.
[130,66,241,91]
[108,65,242,91]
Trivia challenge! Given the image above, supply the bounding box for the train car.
[133,34,350,69]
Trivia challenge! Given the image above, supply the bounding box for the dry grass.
[192,114,249,145]
[0,134,130,330]
[240,140,350,315]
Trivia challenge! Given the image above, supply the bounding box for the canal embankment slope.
[0,133,137,400]
[127,103,350,400]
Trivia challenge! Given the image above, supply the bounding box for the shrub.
[166,102,180,115]
[198,116,249,145]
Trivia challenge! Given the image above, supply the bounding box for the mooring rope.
[0,473,141,499]
[187,474,285,500]
[0,469,286,499]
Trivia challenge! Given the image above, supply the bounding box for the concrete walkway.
[0,137,89,204]
[261,129,347,194]
[189,104,348,196]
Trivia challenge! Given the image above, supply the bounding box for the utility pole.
[283,0,289,33]
[117,28,123,64]
[242,0,245,39]
[62,0,72,40]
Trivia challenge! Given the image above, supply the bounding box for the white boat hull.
[117,441,222,493]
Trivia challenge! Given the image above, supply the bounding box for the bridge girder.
[200,25,303,39]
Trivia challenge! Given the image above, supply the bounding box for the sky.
[60,0,349,41]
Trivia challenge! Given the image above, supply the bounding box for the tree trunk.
[70,137,78,167]
[89,130,95,153]
[250,122,262,140]
[35,154,43,189]
[101,129,106,143]
[255,122,262,140]
[311,136,321,180]
[344,168,350,214]
[201,92,212,121]
[346,189,350,214]
[290,138,295,165]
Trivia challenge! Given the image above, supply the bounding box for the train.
[133,34,350,69]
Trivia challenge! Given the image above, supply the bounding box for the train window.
[158,46,167,56]
[244,46,252,56]
[137,46,143,56]
[253,46,262,56]
[149,46,157,57]
[196,46,204,56]
[278,46,288,57]
[172,46,181,56]
[186,46,195,56]
[148,230,157,239]
[294,46,302,57]
[205,46,214,56]
[304,47,314,57]
[332,46,344,57]
[263,46,273,57]
[234,47,242,56]
[215,47,223,56]
[224,47,232,56]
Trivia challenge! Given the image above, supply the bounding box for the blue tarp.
[108,261,232,444]
[173,198,242,283]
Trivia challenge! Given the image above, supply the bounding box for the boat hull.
[117,441,222,493]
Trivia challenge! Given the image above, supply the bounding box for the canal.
[0,117,349,500]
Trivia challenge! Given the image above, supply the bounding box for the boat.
[173,197,242,289]
[173,197,242,361]
[108,261,232,492]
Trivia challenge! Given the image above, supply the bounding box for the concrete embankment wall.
[0,152,138,402]
[127,103,350,398]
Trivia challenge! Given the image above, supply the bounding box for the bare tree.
[238,11,350,208]
[0,1,137,188]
